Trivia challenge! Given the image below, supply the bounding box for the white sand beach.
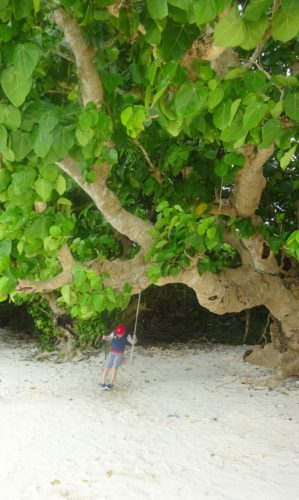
[0,329,298,500]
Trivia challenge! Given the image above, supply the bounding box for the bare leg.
[110,368,118,385]
[100,368,110,384]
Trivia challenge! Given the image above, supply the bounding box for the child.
[100,324,137,391]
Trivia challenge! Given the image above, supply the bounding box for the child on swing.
[100,324,137,391]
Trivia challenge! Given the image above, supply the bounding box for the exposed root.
[243,343,299,387]
[35,347,86,363]
[241,374,288,389]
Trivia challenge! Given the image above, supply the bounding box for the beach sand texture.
[0,328,298,500]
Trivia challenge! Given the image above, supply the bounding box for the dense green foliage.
[0,1,298,346]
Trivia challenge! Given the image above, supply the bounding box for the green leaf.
[215,161,229,177]
[207,226,216,239]
[193,0,218,25]
[120,106,146,137]
[214,0,232,14]
[243,102,268,130]
[0,104,21,131]
[0,0,9,9]
[61,284,71,305]
[224,152,245,166]
[33,0,40,13]
[156,200,169,212]
[106,287,116,303]
[121,106,133,126]
[280,145,297,170]
[118,7,139,38]
[168,0,191,10]
[175,84,208,118]
[213,99,232,130]
[244,0,272,21]
[145,22,161,45]
[272,8,299,42]
[281,0,299,15]
[160,22,197,61]
[0,67,32,107]
[241,18,269,50]
[55,174,66,195]
[220,118,247,143]
[39,110,60,133]
[93,294,105,312]
[147,0,168,20]
[99,146,118,164]
[11,130,32,161]
[283,93,299,122]
[270,100,283,119]
[0,240,11,256]
[49,225,61,237]
[224,67,247,81]
[75,128,94,146]
[39,164,59,182]
[78,111,93,131]
[244,71,267,93]
[12,167,36,195]
[32,127,53,158]
[261,119,281,148]
[198,65,214,81]
[0,25,14,42]
[214,7,246,47]
[34,177,53,202]
[52,127,75,158]
[0,124,7,147]
[0,169,10,192]
[2,148,15,162]
[57,197,72,206]
[207,87,224,110]
[12,0,33,20]
[12,43,39,79]
[146,264,162,283]
[271,75,298,88]
[229,98,241,126]
[155,239,168,249]
[0,276,11,294]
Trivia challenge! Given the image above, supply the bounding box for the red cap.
[115,324,126,335]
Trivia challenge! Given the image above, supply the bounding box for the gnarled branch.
[53,10,154,249]
[57,158,154,249]
[232,144,275,217]
[53,8,103,107]
[16,245,74,293]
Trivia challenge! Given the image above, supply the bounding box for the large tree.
[0,0,298,373]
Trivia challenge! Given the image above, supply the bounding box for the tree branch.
[53,9,154,249]
[244,0,281,70]
[232,144,275,217]
[14,240,299,345]
[56,157,154,248]
[132,138,163,184]
[16,245,74,293]
[53,8,103,107]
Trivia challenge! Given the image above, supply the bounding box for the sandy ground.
[0,329,298,500]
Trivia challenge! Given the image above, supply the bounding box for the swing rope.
[130,292,141,363]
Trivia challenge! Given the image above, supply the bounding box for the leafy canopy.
[0,0,298,322]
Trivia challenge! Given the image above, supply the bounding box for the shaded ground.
[132,284,269,346]
[0,284,269,349]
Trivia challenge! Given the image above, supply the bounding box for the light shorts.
[104,352,124,369]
